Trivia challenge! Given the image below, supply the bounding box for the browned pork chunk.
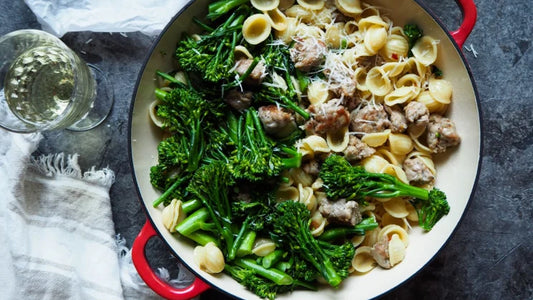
[234,58,266,85]
[319,198,362,226]
[257,105,297,138]
[224,89,252,112]
[403,156,434,184]
[343,135,376,162]
[404,101,429,127]
[304,102,350,136]
[290,37,327,72]
[349,103,391,133]
[385,105,408,133]
[427,114,461,153]
[302,159,320,176]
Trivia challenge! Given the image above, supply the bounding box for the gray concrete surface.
[1,0,531,299]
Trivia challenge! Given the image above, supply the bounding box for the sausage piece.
[427,114,461,153]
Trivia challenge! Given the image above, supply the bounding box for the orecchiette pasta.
[428,78,453,104]
[242,14,272,45]
[264,8,288,31]
[352,246,377,273]
[335,0,363,18]
[297,0,325,11]
[411,35,439,66]
[250,0,280,11]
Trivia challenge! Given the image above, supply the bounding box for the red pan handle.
[450,0,477,48]
[132,221,210,299]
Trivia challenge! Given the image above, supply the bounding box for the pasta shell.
[275,17,300,43]
[411,36,439,66]
[298,184,317,212]
[327,126,350,152]
[251,0,280,11]
[380,34,409,61]
[382,198,410,218]
[276,184,299,202]
[377,148,403,166]
[388,133,414,155]
[307,79,330,105]
[358,16,388,32]
[378,224,409,247]
[279,0,295,10]
[354,67,369,91]
[364,25,388,55]
[366,66,393,96]
[351,235,366,247]
[381,212,410,230]
[352,246,377,273]
[297,0,325,10]
[148,100,165,128]
[361,129,391,147]
[428,78,453,104]
[234,45,253,59]
[265,8,288,31]
[384,86,418,106]
[285,5,314,23]
[416,90,448,114]
[242,14,272,45]
[296,135,330,158]
[310,210,327,237]
[335,0,363,18]
[362,154,390,173]
[325,22,345,48]
[289,167,314,187]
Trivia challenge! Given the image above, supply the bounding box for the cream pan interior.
[129,0,481,299]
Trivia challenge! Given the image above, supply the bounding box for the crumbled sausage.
[349,104,391,133]
[302,159,320,176]
[234,58,266,85]
[403,156,434,184]
[258,105,297,138]
[385,105,408,133]
[304,102,350,136]
[343,135,376,162]
[290,37,327,72]
[224,89,252,112]
[427,114,461,153]
[371,235,391,269]
[404,101,429,127]
[319,198,362,226]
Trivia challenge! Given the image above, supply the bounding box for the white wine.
[4,45,96,127]
[0,30,100,132]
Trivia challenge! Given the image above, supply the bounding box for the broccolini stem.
[234,258,294,286]
[279,95,310,120]
[186,231,219,246]
[318,217,379,242]
[262,250,285,269]
[207,0,249,20]
[228,217,251,260]
[155,70,181,84]
[154,88,167,101]
[236,230,256,257]
[152,175,190,208]
[182,198,202,213]
[176,207,210,236]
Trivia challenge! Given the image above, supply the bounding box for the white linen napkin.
[23,0,189,37]
[0,129,193,299]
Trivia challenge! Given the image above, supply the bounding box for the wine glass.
[0,29,114,133]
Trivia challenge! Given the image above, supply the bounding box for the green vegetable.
[404,23,423,56]
[318,216,379,242]
[150,84,224,207]
[270,200,355,287]
[175,9,247,83]
[216,108,302,182]
[207,0,249,20]
[319,155,450,231]
[254,41,310,119]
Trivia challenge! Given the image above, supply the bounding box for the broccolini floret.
[319,155,450,231]
[270,200,355,288]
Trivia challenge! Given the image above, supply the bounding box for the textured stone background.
[1,0,531,299]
